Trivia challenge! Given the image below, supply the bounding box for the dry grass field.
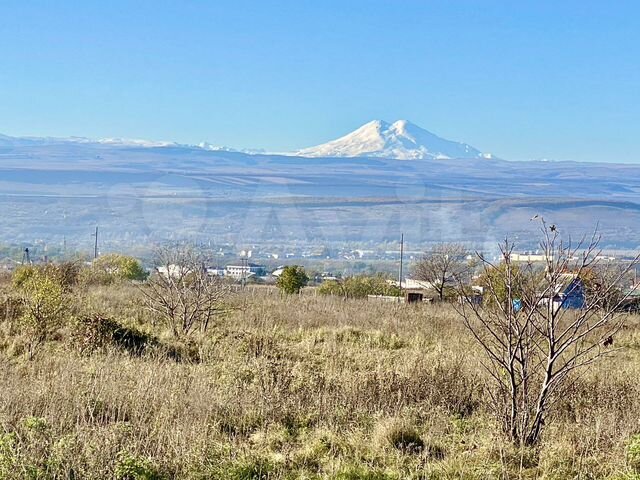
[2,281,640,479]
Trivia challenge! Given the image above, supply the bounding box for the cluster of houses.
[206,263,268,280]
[5,246,639,313]
[387,272,588,310]
[160,262,339,284]
[204,264,340,283]
[395,269,640,313]
[156,262,270,281]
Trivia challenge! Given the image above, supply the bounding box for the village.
[3,238,638,313]
[2,225,640,478]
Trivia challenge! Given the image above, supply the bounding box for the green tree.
[17,269,67,359]
[477,261,524,308]
[276,266,308,294]
[13,262,80,292]
[90,254,148,284]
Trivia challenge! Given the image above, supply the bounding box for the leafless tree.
[456,220,640,446]
[140,246,229,337]
[582,261,632,310]
[413,243,471,301]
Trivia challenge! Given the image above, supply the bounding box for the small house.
[548,273,586,310]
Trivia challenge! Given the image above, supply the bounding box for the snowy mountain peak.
[391,119,409,132]
[297,119,487,160]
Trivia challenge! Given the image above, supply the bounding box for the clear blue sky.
[1,1,639,162]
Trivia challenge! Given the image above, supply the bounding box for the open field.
[2,283,640,479]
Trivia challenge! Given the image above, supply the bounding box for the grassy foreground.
[1,284,640,479]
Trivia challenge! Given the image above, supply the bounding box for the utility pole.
[241,256,248,290]
[22,247,31,265]
[92,226,99,260]
[398,233,404,293]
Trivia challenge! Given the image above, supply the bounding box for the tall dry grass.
[0,283,639,478]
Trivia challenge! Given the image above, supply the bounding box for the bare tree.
[582,261,632,310]
[140,246,229,337]
[456,221,640,446]
[413,243,471,301]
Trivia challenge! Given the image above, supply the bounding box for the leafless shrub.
[457,221,640,446]
[139,246,229,337]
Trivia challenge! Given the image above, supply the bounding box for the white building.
[509,253,549,262]
[224,264,267,280]
[389,278,436,290]
[157,264,195,278]
[206,268,226,277]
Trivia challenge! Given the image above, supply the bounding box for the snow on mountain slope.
[297,120,490,160]
[0,133,266,153]
[1,121,489,160]
[0,133,45,147]
[0,133,177,148]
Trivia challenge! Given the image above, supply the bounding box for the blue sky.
[1,1,639,162]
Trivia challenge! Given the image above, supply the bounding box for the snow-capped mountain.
[297,120,490,160]
[1,121,490,160]
[3,125,640,249]
[0,133,267,153]
[0,133,177,148]
[197,142,267,155]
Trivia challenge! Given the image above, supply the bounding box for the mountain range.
[0,120,489,161]
[1,121,639,252]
